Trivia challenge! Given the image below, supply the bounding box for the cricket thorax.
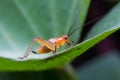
[49,35,69,47]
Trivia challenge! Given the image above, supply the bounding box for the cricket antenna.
[67,1,85,37]
[68,15,104,37]
[66,1,104,37]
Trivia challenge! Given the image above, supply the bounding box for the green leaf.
[0,0,120,71]
[0,0,89,59]
[0,0,90,71]
[0,26,119,71]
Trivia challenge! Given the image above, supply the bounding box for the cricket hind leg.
[18,38,38,59]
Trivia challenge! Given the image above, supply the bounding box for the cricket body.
[19,34,72,59]
[33,35,69,54]
[19,6,81,59]
[18,15,80,59]
[19,1,96,59]
[18,10,101,59]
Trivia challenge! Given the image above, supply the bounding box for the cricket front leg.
[66,42,73,48]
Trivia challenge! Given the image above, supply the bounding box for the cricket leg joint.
[32,50,38,54]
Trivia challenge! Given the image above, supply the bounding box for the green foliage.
[0,27,119,71]
[0,0,89,59]
[0,0,90,71]
[0,0,120,73]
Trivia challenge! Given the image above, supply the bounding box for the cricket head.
[62,35,69,43]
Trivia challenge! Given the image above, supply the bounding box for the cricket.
[18,15,81,59]
[18,3,100,59]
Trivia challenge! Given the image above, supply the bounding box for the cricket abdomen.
[38,45,52,54]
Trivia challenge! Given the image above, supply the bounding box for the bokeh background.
[73,0,120,80]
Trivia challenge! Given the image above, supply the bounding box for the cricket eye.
[63,36,68,40]
[64,37,68,40]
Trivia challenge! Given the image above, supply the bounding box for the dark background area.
[72,0,120,68]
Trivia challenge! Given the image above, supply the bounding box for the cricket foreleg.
[66,41,74,48]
